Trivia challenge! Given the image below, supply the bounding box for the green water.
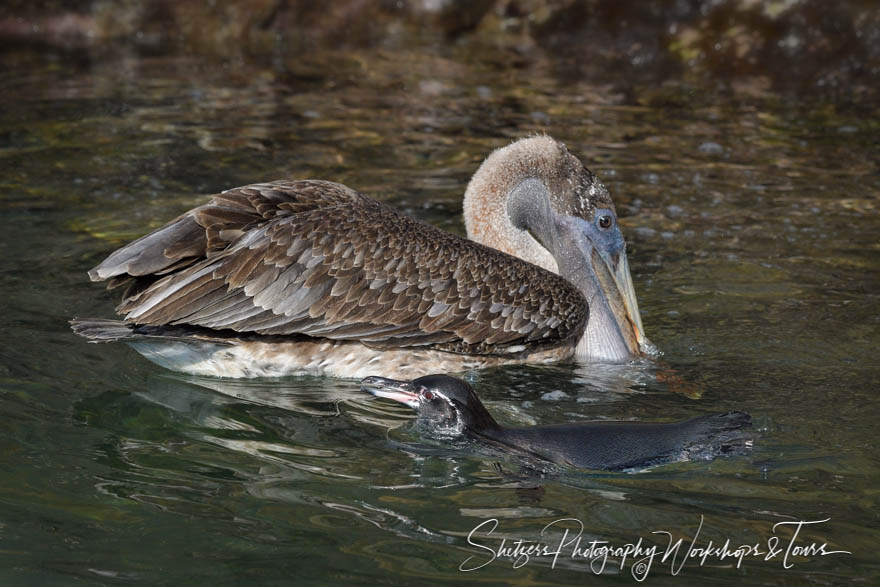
[1,34,879,586]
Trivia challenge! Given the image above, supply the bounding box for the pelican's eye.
[597,212,614,229]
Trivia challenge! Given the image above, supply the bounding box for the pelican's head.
[463,136,648,362]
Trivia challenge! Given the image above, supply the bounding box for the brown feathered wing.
[89,180,587,354]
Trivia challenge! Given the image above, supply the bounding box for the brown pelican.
[72,136,649,378]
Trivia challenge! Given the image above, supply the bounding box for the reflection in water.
[25,337,880,584]
[90,365,859,580]
[150,373,360,416]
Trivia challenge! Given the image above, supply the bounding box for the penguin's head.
[360,374,499,434]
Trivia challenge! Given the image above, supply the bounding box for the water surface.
[1,32,879,585]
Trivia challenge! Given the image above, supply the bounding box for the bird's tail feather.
[70,318,138,342]
[70,318,236,345]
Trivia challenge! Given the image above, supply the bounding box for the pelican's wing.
[90,180,587,353]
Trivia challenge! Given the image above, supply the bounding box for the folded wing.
[90,180,587,353]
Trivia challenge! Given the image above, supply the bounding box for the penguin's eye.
[597,213,613,229]
[421,390,434,401]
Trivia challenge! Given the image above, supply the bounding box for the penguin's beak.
[360,376,419,409]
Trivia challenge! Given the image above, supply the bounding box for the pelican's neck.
[463,136,570,274]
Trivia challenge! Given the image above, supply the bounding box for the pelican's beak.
[595,245,646,351]
[558,214,648,362]
[360,376,419,409]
